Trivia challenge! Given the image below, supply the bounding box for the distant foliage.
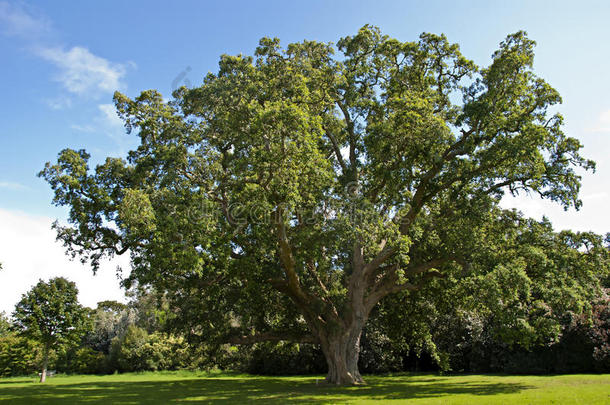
[0,312,11,338]
[0,334,41,377]
[109,325,190,372]
[241,342,326,375]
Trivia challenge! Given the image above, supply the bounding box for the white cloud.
[0,1,50,38]
[0,208,130,314]
[0,181,28,190]
[45,95,73,110]
[70,123,95,133]
[37,46,128,96]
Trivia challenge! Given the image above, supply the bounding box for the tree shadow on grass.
[0,379,34,385]
[0,374,532,404]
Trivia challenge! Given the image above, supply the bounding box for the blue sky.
[1,0,609,313]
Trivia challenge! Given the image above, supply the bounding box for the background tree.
[0,312,10,338]
[85,300,135,355]
[40,26,596,384]
[371,212,609,372]
[12,277,89,382]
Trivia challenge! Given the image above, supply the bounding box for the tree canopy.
[40,26,598,384]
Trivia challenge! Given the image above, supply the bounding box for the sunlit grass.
[1,371,609,404]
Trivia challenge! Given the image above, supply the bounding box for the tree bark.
[40,344,49,383]
[319,323,365,385]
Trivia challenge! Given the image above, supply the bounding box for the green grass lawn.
[0,371,608,404]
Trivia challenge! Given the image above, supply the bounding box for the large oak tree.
[40,26,595,384]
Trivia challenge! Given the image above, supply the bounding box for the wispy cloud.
[70,103,133,156]
[45,95,73,110]
[70,123,95,133]
[97,103,134,156]
[98,103,124,128]
[0,181,28,190]
[71,103,123,134]
[587,109,610,133]
[0,1,50,39]
[37,46,128,96]
[1,1,133,106]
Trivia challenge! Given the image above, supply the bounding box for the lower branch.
[227,331,319,345]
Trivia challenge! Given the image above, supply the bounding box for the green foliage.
[0,311,10,338]
[109,325,148,371]
[109,325,190,372]
[11,277,91,380]
[242,342,326,375]
[423,294,610,374]
[96,300,128,313]
[118,188,157,235]
[576,293,610,371]
[0,334,41,376]
[55,346,105,375]
[358,326,405,373]
[126,288,170,333]
[85,301,137,355]
[12,278,90,350]
[454,215,609,350]
[368,213,609,372]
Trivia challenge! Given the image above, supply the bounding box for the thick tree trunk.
[40,344,49,383]
[319,324,365,385]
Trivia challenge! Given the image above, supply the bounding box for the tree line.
[1,213,608,379]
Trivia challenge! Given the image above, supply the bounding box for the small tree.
[12,277,89,382]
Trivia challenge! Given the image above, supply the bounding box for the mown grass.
[0,371,609,404]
